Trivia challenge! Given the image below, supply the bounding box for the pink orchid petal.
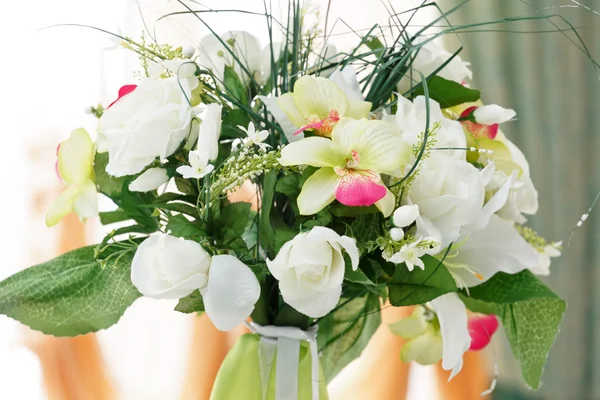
[107,84,138,109]
[468,314,499,351]
[335,173,386,207]
[460,106,498,139]
[293,109,341,136]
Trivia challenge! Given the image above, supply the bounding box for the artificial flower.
[389,227,405,241]
[389,241,426,271]
[459,104,515,140]
[98,77,196,177]
[46,128,98,227]
[389,293,471,380]
[197,31,268,85]
[131,234,260,331]
[129,168,170,192]
[530,242,562,276]
[239,122,270,150]
[442,215,539,288]
[392,204,420,228]
[266,226,359,318]
[264,74,371,139]
[396,32,472,93]
[278,118,411,216]
[197,104,223,161]
[176,150,215,179]
[392,96,467,160]
[408,152,486,245]
[468,314,499,351]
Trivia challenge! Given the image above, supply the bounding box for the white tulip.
[266,227,359,318]
[472,104,516,125]
[392,205,420,228]
[197,104,223,161]
[129,168,170,192]
[98,77,195,177]
[131,234,260,331]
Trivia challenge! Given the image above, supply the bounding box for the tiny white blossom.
[389,241,426,271]
[238,122,270,150]
[390,227,405,241]
[177,150,214,179]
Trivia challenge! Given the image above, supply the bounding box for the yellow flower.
[46,128,98,226]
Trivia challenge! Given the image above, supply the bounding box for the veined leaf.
[0,245,140,336]
[223,66,249,106]
[412,75,480,108]
[460,271,566,389]
[388,255,457,306]
[175,290,205,314]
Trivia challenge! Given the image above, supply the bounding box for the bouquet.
[0,1,571,398]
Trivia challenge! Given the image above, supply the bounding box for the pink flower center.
[468,314,499,351]
[460,106,498,139]
[293,109,340,137]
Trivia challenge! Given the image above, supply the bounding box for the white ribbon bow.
[245,322,320,400]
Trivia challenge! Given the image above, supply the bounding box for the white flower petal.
[198,104,222,161]
[129,168,170,192]
[283,285,342,318]
[473,104,516,125]
[201,255,260,331]
[393,205,420,228]
[430,293,470,381]
[72,179,99,219]
[259,95,304,142]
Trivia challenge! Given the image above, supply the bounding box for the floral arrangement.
[0,2,570,399]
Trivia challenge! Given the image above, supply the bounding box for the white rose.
[394,96,467,160]
[131,234,260,331]
[408,153,485,245]
[266,227,359,318]
[98,77,196,177]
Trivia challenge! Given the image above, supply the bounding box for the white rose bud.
[392,205,420,228]
[266,227,359,318]
[473,104,516,125]
[129,168,170,192]
[131,234,260,331]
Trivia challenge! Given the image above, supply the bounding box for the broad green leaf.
[175,290,205,314]
[174,177,198,196]
[302,209,332,230]
[221,202,252,236]
[344,214,382,254]
[412,75,480,108]
[166,214,207,238]
[273,304,310,330]
[318,292,381,381]
[388,255,457,306]
[223,66,249,106]
[0,245,140,336]
[365,36,385,56]
[99,209,129,225]
[275,173,301,199]
[345,259,375,286]
[460,271,566,389]
[149,202,200,218]
[221,108,251,139]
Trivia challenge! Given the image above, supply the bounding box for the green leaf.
[223,66,249,105]
[412,75,480,108]
[302,209,332,230]
[175,290,205,314]
[344,214,382,254]
[259,171,277,256]
[460,271,566,389]
[344,259,375,286]
[273,304,310,330]
[330,203,379,217]
[166,214,207,238]
[317,292,381,381]
[94,152,127,199]
[221,108,251,139]
[275,173,301,199]
[365,36,385,56]
[150,202,200,218]
[0,245,141,336]
[221,202,252,236]
[99,209,129,225]
[174,177,198,196]
[388,255,457,306]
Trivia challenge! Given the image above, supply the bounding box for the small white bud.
[392,205,419,228]
[581,213,589,221]
[182,45,195,58]
[390,227,405,241]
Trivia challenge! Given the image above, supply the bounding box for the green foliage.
[221,108,252,139]
[221,202,252,236]
[259,171,277,256]
[99,209,129,225]
[412,75,480,108]
[318,291,381,381]
[94,152,127,199]
[223,66,249,106]
[0,245,140,336]
[388,255,457,306]
[344,214,382,255]
[166,214,207,239]
[460,271,566,389]
[175,290,205,314]
[174,177,198,196]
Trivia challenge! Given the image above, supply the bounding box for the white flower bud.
[392,205,420,228]
[182,45,196,58]
[390,227,405,241]
[129,168,170,192]
[473,104,516,125]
